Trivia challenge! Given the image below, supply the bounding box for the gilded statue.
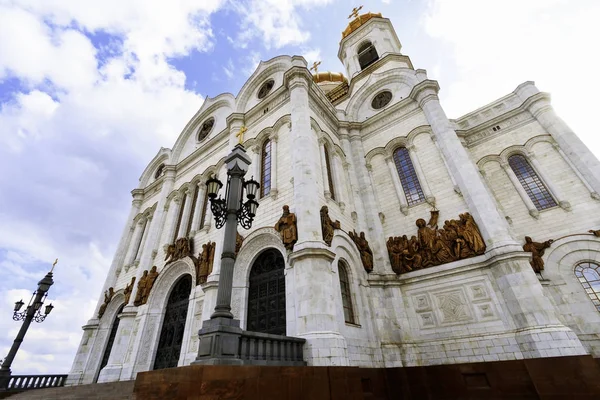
[197,241,216,285]
[165,237,193,264]
[134,270,148,306]
[123,277,136,305]
[236,232,244,254]
[349,230,374,273]
[97,287,114,319]
[141,266,159,304]
[387,210,487,274]
[274,205,298,250]
[523,236,553,273]
[320,205,340,246]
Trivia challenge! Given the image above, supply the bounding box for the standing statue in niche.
[274,205,298,250]
[320,205,340,246]
[197,241,216,285]
[523,236,554,273]
[134,270,148,306]
[386,209,487,274]
[123,277,136,305]
[141,266,159,304]
[97,287,114,319]
[349,230,373,273]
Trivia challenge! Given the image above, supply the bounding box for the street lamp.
[205,144,259,318]
[0,260,57,386]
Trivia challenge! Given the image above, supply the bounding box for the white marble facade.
[67,13,600,385]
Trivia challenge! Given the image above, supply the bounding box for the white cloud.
[423,0,600,156]
[223,58,235,79]
[233,0,334,49]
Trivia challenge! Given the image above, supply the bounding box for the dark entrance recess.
[153,275,192,370]
[95,304,125,383]
[247,248,286,335]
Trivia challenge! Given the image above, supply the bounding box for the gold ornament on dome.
[342,7,383,39]
[348,6,363,19]
[310,61,321,74]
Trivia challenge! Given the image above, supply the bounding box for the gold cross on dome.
[310,61,321,74]
[236,125,247,144]
[348,5,363,19]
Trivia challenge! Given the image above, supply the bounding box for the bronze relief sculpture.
[134,270,148,306]
[523,236,553,273]
[165,237,194,265]
[236,232,244,254]
[97,287,114,318]
[143,266,159,304]
[387,210,486,274]
[123,277,136,305]
[274,205,298,250]
[589,229,600,237]
[197,241,216,285]
[321,205,340,246]
[349,230,373,273]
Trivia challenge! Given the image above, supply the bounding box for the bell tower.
[338,8,403,79]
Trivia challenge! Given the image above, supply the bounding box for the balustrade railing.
[239,331,306,366]
[1,374,67,392]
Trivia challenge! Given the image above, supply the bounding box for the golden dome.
[342,12,383,39]
[312,71,348,84]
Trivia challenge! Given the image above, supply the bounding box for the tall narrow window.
[260,139,272,197]
[358,41,379,70]
[173,193,187,241]
[186,186,199,236]
[324,146,336,200]
[96,304,125,382]
[199,189,209,228]
[338,261,355,324]
[508,154,557,210]
[393,147,425,206]
[575,262,600,312]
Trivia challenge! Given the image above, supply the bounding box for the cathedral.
[67,10,600,385]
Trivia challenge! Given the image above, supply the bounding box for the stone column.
[407,144,435,205]
[283,63,349,365]
[384,156,409,215]
[133,217,150,267]
[92,191,143,318]
[410,80,520,252]
[270,134,279,199]
[190,181,205,235]
[515,82,600,195]
[96,308,137,383]
[178,187,194,238]
[413,79,587,357]
[528,152,570,210]
[341,136,369,234]
[333,153,346,212]
[552,143,600,200]
[165,196,182,244]
[499,161,540,219]
[431,135,461,195]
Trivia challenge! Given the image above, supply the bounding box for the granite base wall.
[133,355,600,399]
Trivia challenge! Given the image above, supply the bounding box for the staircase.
[1,380,135,399]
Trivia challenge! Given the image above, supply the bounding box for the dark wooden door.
[247,249,286,335]
[153,275,191,370]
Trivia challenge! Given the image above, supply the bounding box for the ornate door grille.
[247,249,286,335]
[96,304,124,382]
[153,275,191,370]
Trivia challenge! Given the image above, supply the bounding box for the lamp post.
[194,143,260,365]
[0,260,56,386]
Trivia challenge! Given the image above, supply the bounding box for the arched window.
[154,164,165,180]
[96,304,125,382]
[324,145,336,200]
[358,41,379,70]
[393,147,425,206]
[508,154,557,210]
[575,262,600,312]
[199,188,209,228]
[338,261,355,324]
[260,139,272,197]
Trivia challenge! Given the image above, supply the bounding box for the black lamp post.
[205,145,260,318]
[0,260,56,385]
[194,143,261,365]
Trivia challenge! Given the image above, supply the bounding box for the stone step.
[2,380,135,399]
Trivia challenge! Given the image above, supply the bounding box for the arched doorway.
[153,275,192,370]
[247,248,286,335]
[94,303,125,383]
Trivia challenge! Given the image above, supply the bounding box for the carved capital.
[400,205,409,216]
[559,200,572,211]
[365,163,373,172]
[529,209,540,219]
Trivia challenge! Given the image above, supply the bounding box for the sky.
[0,0,599,375]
